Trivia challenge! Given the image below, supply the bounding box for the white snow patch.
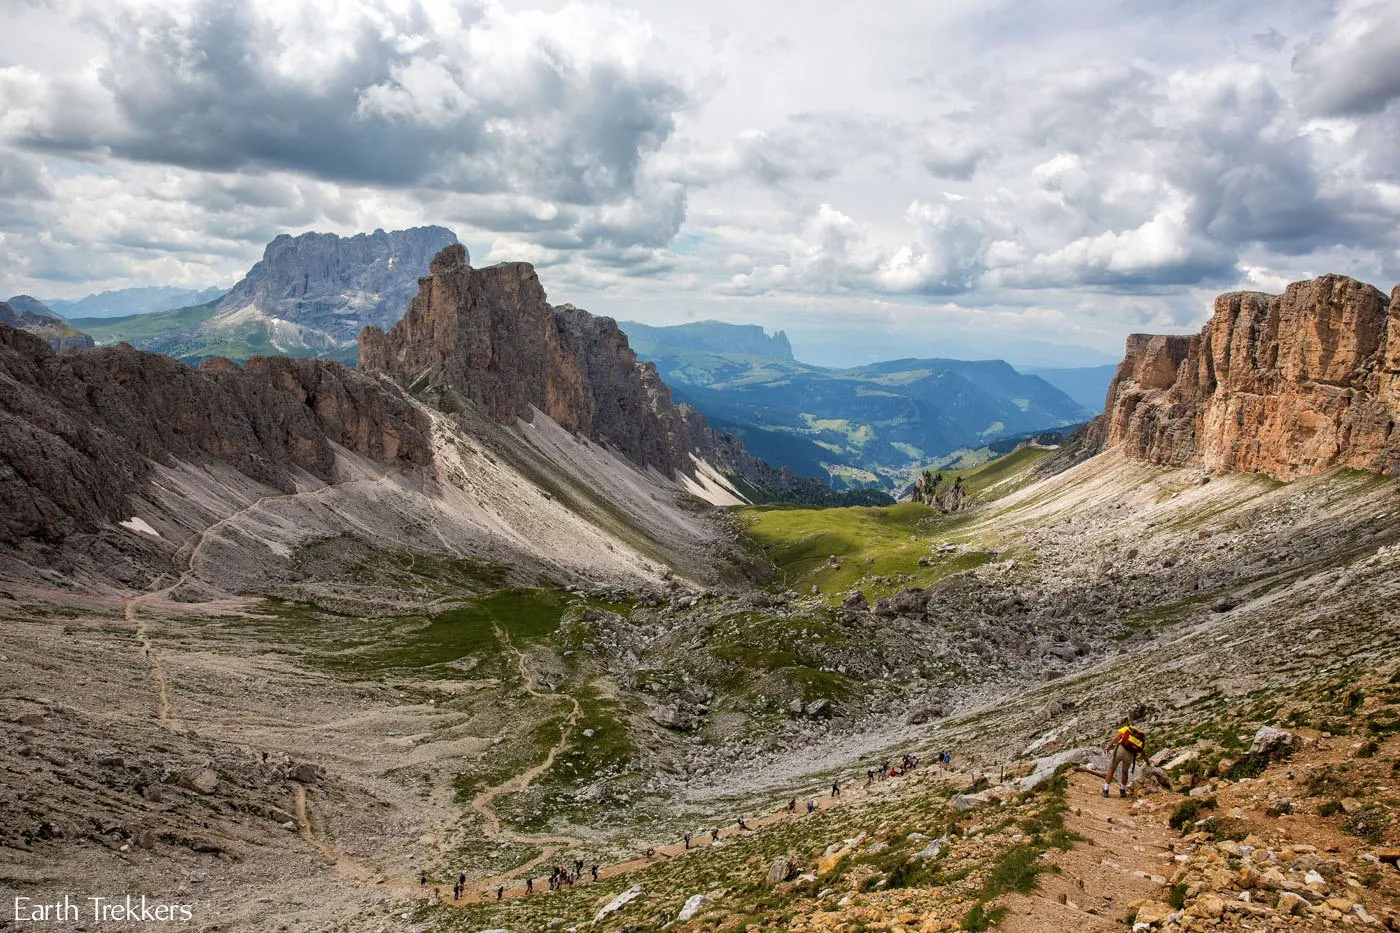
[119,517,161,538]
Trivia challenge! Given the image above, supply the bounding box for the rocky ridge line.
[1093,274,1399,480]
[362,244,782,483]
[0,325,431,542]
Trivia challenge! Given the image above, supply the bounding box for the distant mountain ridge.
[67,226,457,362]
[623,320,1091,491]
[1,295,95,353]
[214,226,458,352]
[44,285,225,319]
[621,319,794,361]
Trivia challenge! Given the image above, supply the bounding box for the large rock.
[890,587,929,616]
[179,768,219,795]
[1093,275,1400,479]
[1248,726,1295,758]
[841,589,870,612]
[595,883,645,922]
[766,855,794,884]
[1016,747,1109,791]
[677,893,714,922]
[650,706,690,731]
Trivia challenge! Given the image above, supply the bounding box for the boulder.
[290,762,322,784]
[913,836,947,860]
[841,590,870,612]
[676,894,713,922]
[890,587,928,615]
[180,768,219,795]
[766,855,794,884]
[595,883,645,922]
[650,706,689,731]
[1248,726,1295,758]
[1134,901,1173,926]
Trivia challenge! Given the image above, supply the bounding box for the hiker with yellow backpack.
[1103,721,1147,798]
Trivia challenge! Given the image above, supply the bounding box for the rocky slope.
[362,245,720,480]
[1096,274,1399,479]
[1,244,781,597]
[1,297,95,352]
[0,325,430,543]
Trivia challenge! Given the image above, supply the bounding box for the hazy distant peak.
[619,319,795,361]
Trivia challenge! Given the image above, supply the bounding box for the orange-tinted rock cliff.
[1099,274,1399,479]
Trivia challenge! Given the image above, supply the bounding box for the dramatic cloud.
[1294,0,1400,116]
[2,0,1399,362]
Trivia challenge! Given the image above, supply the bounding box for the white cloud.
[1,0,1399,362]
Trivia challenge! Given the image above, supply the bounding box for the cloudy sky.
[2,0,1398,365]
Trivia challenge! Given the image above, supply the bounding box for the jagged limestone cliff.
[360,245,701,478]
[1097,274,1400,479]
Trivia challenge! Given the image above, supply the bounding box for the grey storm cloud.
[1294,0,1400,116]
[0,0,692,205]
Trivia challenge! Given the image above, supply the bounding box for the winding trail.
[123,595,178,730]
[461,626,586,890]
[121,476,397,731]
[292,783,375,882]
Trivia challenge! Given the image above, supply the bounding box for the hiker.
[710,827,720,842]
[419,870,426,886]
[831,779,841,798]
[806,799,816,814]
[452,881,459,901]
[867,767,875,786]
[645,846,656,858]
[458,872,465,889]
[787,797,797,814]
[684,831,692,850]
[575,858,584,876]
[737,816,749,831]
[591,864,599,881]
[496,885,504,902]
[1103,721,1148,798]
[526,877,533,894]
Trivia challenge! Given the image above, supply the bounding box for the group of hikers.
[430,721,1148,906]
[864,752,928,786]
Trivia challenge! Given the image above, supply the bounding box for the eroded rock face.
[215,226,458,343]
[360,246,696,476]
[0,326,431,542]
[1099,275,1400,479]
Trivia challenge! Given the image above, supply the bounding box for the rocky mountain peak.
[214,225,459,348]
[1094,273,1400,479]
[359,246,699,476]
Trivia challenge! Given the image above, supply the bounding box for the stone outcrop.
[214,226,458,345]
[360,245,698,476]
[1097,275,1400,480]
[1,298,96,353]
[0,325,431,542]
